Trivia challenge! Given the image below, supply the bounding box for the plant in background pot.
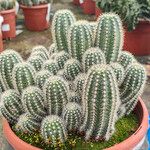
[0,0,16,39]
[18,0,53,31]
[0,10,148,150]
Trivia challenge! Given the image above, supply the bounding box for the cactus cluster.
[0,0,15,11]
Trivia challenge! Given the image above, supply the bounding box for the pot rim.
[3,98,148,150]
[0,9,15,15]
[20,4,48,10]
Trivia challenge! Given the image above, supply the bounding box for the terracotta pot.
[0,9,16,39]
[95,4,102,18]
[83,0,95,15]
[0,16,3,52]
[124,21,150,56]
[73,0,80,5]
[20,4,49,31]
[3,98,148,150]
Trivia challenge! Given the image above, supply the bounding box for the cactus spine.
[95,13,124,63]
[80,65,120,141]
[52,9,76,52]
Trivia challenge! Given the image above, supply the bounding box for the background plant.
[0,0,15,11]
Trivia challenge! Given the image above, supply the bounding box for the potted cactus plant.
[0,0,16,39]
[1,10,148,150]
[18,0,53,31]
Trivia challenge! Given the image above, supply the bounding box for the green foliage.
[0,0,15,11]
[18,0,51,6]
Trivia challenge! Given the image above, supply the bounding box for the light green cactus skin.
[22,86,47,121]
[110,63,124,86]
[55,51,70,70]
[52,9,76,52]
[95,13,124,64]
[43,60,59,75]
[43,76,69,116]
[64,59,81,81]
[27,56,44,72]
[120,63,146,115]
[69,92,82,104]
[50,52,58,60]
[41,115,67,145]
[0,80,4,94]
[49,43,58,56]
[0,90,23,124]
[15,113,41,133]
[63,102,82,131]
[68,21,93,62]
[82,47,106,72]
[89,22,96,44]
[118,51,136,70]
[12,62,36,94]
[0,50,23,90]
[80,64,120,141]
[35,70,53,89]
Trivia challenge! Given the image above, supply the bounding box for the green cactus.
[63,102,82,131]
[43,76,69,116]
[12,62,36,94]
[0,90,23,124]
[50,52,58,60]
[0,49,23,90]
[52,9,76,52]
[95,13,124,64]
[82,47,106,72]
[35,70,53,89]
[89,22,96,44]
[55,51,70,70]
[118,51,136,70]
[120,63,146,115]
[41,115,67,145]
[64,59,81,81]
[22,86,47,121]
[49,43,58,56]
[68,21,93,62]
[0,80,4,94]
[110,63,124,86]
[15,113,41,133]
[69,92,82,104]
[80,64,120,141]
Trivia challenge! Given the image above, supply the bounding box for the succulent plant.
[22,86,47,121]
[82,47,106,72]
[95,13,124,64]
[12,62,36,94]
[43,76,69,116]
[68,21,93,62]
[63,102,82,131]
[49,43,58,56]
[41,115,67,145]
[52,9,76,52]
[0,50,23,90]
[69,92,82,104]
[0,90,23,124]
[80,64,120,141]
[0,80,4,94]
[120,63,146,115]
[0,0,15,11]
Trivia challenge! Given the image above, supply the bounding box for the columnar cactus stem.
[68,21,93,62]
[120,63,146,115]
[22,86,47,121]
[52,9,76,52]
[80,64,120,141]
[43,76,69,116]
[82,47,106,72]
[41,115,67,145]
[63,102,82,131]
[0,79,4,94]
[0,50,23,90]
[95,13,124,63]
[49,43,58,56]
[12,62,36,94]
[89,22,96,44]
[69,92,82,104]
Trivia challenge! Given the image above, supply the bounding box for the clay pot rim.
[20,4,48,10]
[3,98,148,150]
[0,9,15,15]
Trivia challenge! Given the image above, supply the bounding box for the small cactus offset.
[35,70,53,89]
[68,21,93,62]
[22,86,47,121]
[82,47,106,72]
[120,63,146,115]
[0,50,23,90]
[43,76,69,116]
[64,59,81,81]
[12,62,36,94]
[80,65,120,141]
[0,90,23,124]
[110,63,124,86]
[95,13,124,64]
[63,102,82,131]
[41,115,67,145]
[55,51,70,70]
[43,60,59,75]
[52,9,76,52]
[15,113,41,133]
[69,92,82,104]
[49,43,58,56]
